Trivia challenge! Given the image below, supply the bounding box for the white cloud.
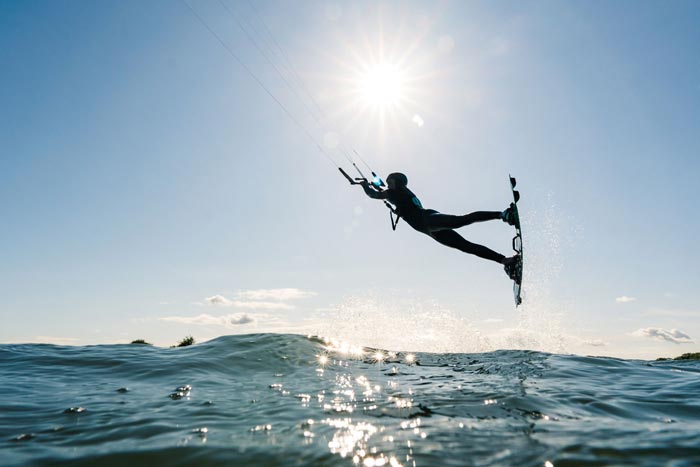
[161,313,255,327]
[412,114,424,127]
[230,300,294,310]
[616,296,637,303]
[564,335,608,349]
[632,328,694,344]
[202,289,315,310]
[581,338,607,347]
[229,314,254,324]
[235,288,316,301]
[203,295,295,310]
[205,295,233,306]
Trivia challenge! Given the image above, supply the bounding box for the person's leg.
[430,230,505,263]
[425,211,502,231]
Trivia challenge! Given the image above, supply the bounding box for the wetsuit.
[361,183,505,263]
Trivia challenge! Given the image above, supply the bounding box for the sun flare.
[317,7,445,151]
[358,63,405,109]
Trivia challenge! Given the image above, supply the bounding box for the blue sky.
[1,0,698,359]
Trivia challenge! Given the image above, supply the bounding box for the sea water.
[2,333,700,466]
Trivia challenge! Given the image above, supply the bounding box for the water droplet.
[170,384,191,399]
[251,424,272,432]
[300,419,315,429]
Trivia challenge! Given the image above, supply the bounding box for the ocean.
[2,333,700,466]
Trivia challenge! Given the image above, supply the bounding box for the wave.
[2,333,700,467]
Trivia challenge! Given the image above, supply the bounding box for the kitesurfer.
[360,172,520,279]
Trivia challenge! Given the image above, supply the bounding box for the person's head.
[386,172,408,189]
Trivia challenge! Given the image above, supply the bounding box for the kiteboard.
[509,175,523,306]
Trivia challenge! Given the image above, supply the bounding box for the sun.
[312,6,445,153]
[358,63,406,109]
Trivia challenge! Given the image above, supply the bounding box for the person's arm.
[360,181,389,200]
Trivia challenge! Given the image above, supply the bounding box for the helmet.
[386,172,408,187]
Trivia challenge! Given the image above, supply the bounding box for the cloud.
[230,300,294,310]
[412,114,424,127]
[581,338,606,347]
[616,296,637,303]
[632,328,694,344]
[564,335,608,348]
[204,289,316,310]
[205,295,233,306]
[198,288,315,313]
[235,288,316,301]
[161,313,255,327]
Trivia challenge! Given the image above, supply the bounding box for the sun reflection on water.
[306,336,428,466]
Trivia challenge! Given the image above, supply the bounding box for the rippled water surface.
[2,334,700,466]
